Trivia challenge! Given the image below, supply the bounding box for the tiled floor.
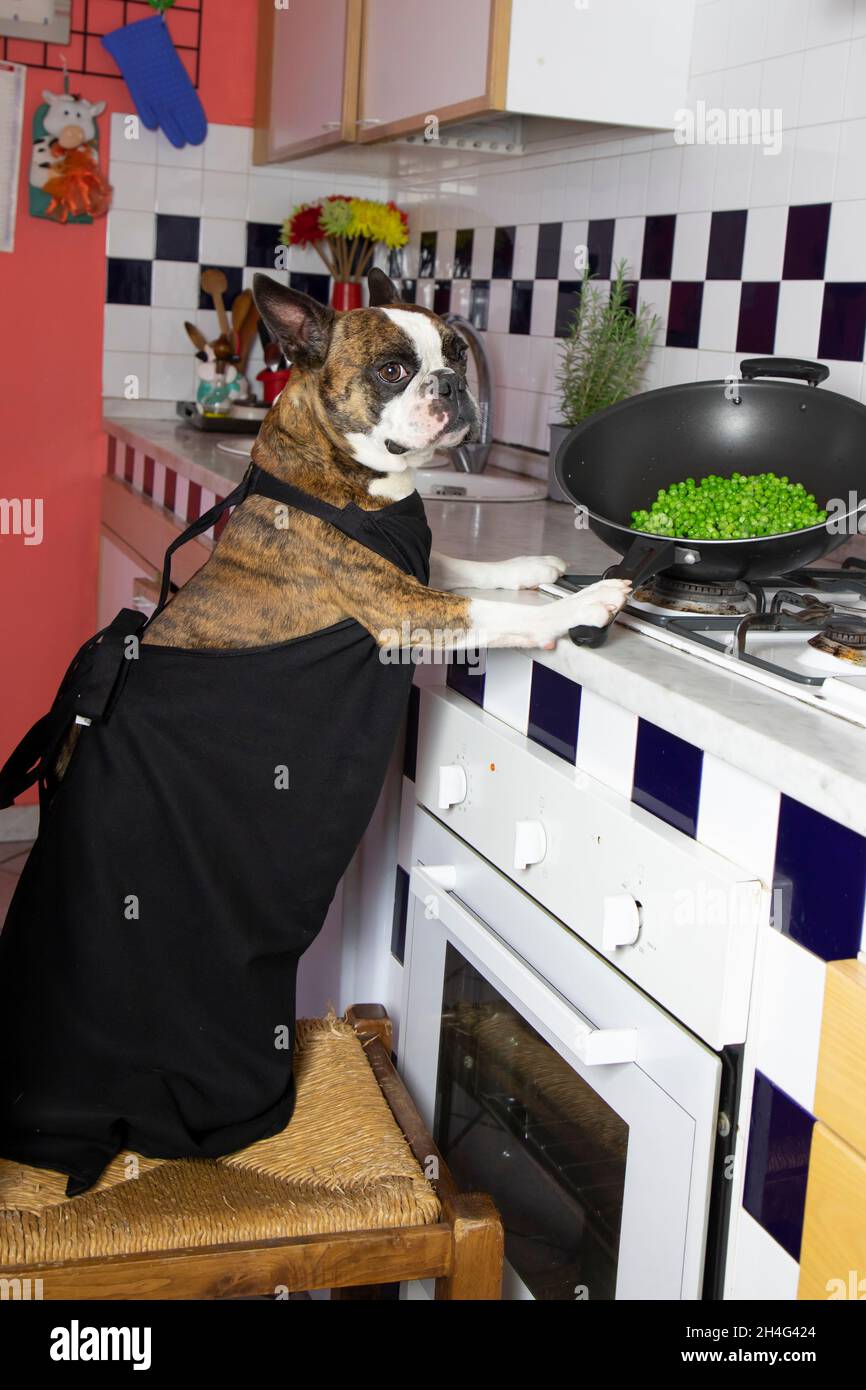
[0,841,32,926]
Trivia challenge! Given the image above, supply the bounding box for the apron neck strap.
[151,467,254,620]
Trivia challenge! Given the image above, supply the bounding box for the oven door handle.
[410,865,639,1067]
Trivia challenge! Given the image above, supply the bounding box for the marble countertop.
[103,414,866,832]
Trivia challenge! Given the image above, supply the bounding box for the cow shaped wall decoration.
[29,89,112,225]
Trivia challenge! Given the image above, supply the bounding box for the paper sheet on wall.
[0,62,25,253]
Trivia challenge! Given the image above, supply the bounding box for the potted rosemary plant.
[549,260,661,500]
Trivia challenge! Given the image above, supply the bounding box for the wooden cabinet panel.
[255,0,362,162]
[798,1123,866,1300]
[814,959,866,1159]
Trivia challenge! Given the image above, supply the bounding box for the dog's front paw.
[498,554,568,590]
[550,579,632,635]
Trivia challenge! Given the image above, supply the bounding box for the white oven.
[400,808,723,1300]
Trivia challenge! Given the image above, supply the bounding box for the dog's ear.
[367,267,404,308]
[252,274,335,368]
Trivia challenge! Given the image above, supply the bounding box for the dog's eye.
[377,362,409,385]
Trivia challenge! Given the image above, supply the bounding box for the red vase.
[331,281,362,311]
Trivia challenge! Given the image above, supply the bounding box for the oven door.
[399,808,722,1301]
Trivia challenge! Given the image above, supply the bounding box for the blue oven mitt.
[101,15,207,149]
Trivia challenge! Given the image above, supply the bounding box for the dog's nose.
[430,369,457,399]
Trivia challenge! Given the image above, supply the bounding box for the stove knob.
[514,819,547,871]
[602,894,642,949]
[438,763,467,810]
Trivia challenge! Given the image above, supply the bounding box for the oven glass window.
[434,943,628,1300]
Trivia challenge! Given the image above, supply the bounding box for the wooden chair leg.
[435,1193,504,1300]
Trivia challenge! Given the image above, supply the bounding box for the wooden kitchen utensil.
[200,267,230,340]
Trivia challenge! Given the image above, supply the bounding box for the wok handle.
[739,356,829,387]
[568,538,679,648]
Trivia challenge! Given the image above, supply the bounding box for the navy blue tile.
[772,794,866,960]
[737,282,780,354]
[818,282,866,362]
[403,684,420,782]
[641,214,676,280]
[288,271,330,304]
[509,280,533,334]
[536,222,562,279]
[447,653,486,706]
[434,279,452,315]
[155,213,199,263]
[198,264,243,311]
[454,228,473,278]
[666,281,704,349]
[556,280,582,337]
[706,209,747,279]
[388,246,404,279]
[492,225,515,278]
[106,257,152,305]
[419,231,437,278]
[632,718,703,837]
[743,1072,814,1261]
[622,279,638,315]
[245,221,282,270]
[390,864,410,965]
[470,280,489,331]
[587,219,614,279]
[527,663,581,763]
[782,203,831,279]
[401,277,417,303]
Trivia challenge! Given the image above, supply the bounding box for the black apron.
[0,464,431,1195]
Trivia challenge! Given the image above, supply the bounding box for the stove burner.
[809,615,866,666]
[634,575,755,615]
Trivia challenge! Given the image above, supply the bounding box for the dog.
[142,267,630,653]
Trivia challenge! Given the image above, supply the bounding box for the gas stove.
[544,557,866,728]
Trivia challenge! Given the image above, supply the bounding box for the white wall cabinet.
[256,0,696,163]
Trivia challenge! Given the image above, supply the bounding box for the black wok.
[554,358,866,646]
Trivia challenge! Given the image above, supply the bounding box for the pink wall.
[0,0,258,795]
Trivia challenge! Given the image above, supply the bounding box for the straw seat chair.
[0,1006,503,1300]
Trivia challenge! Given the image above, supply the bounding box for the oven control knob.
[438,763,467,810]
[514,819,547,871]
[602,894,642,949]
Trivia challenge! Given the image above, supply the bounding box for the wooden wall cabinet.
[255,0,696,164]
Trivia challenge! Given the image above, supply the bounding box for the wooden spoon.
[200,268,230,339]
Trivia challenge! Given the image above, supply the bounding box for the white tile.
[807,0,854,45]
[155,164,203,217]
[562,161,592,220]
[822,358,862,399]
[202,170,248,220]
[589,155,619,219]
[690,0,730,75]
[151,259,200,310]
[173,473,190,519]
[765,0,809,56]
[132,449,145,492]
[611,216,644,280]
[844,37,866,118]
[103,350,149,399]
[450,279,472,318]
[799,42,849,127]
[512,224,538,280]
[645,144,683,215]
[107,209,155,260]
[156,129,204,168]
[729,1211,800,1300]
[150,306,197,355]
[713,141,754,210]
[699,281,742,351]
[760,53,803,129]
[697,347,740,379]
[558,220,589,278]
[742,204,788,279]
[103,304,151,353]
[487,280,512,333]
[616,151,649,217]
[697,754,781,882]
[747,132,794,206]
[638,281,671,338]
[721,59,764,117]
[755,927,826,1112]
[109,111,157,163]
[857,0,866,35]
[774,281,823,356]
[530,280,557,337]
[825,199,866,278]
[149,353,196,403]
[835,117,866,199]
[109,160,157,212]
[247,174,292,223]
[678,144,716,213]
[435,227,455,278]
[482,651,533,734]
[575,689,638,799]
[415,279,435,310]
[661,347,700,385]
[203,123,253,172]
[672,211,712,280]
[471,225,494,279]
[199,217,246,266]
[726,0,770,65]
